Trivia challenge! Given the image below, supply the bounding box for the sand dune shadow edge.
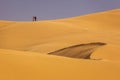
[48,42,106,59]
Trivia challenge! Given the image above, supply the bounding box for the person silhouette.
[33,16,37,21]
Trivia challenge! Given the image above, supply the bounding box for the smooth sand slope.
[0,49,120,80]
[0,9,120,80]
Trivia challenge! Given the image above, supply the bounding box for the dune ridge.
[0,9,120,80]
[0,9,120,60]
[49,42,106,59]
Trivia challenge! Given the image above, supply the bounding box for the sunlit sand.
[0,9,120,80]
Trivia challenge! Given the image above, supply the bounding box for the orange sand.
[0,9,120,80]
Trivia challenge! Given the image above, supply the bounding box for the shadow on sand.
[48,42,106,60]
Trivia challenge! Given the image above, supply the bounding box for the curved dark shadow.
[48,42,106,59]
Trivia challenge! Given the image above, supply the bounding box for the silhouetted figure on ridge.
[33,16,37,21]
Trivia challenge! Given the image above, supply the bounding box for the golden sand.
[0,9,120,80]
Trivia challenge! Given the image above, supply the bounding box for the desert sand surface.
[0,9,120,80]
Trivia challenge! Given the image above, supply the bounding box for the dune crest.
[0,9,120,80]
[48,42,106,59]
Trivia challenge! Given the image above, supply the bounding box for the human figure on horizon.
[33,16,37,21]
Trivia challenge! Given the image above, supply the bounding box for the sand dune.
[0,9,120,80]
[0,9,120,60]
[0,49,120,80]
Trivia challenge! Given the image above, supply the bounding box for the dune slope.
[0,9,120,80]
[0,9,120,60]
[0,49,120,80]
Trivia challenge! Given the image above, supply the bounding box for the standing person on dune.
[33,16,37,21]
